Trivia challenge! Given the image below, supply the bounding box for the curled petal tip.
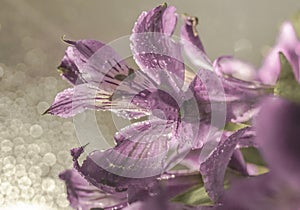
[61,35,76,45]
[41,108,50,115]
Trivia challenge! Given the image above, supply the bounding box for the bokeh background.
[1,0,300,209]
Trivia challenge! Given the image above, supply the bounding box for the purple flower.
[218,97,300,210]
[46,3,283,210]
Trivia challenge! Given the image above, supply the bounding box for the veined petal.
[199,127,253,202]
[131,4,185,87]
[71,146,157,194]
[72,119,178,194]
[180,14,213,71]
[58,39,103,85]
[60,39,160,99]
[44,85,98,118]
[59,169,126,210]
[44,84,150,118]
[59,39,133,90]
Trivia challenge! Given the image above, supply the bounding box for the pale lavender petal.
[44,84,149,118]
[259,22,300,84]
[131,4,185,87]
[257,47,281,85]
[256,97,300,187]
[59,169,126,210]
[199,127,252,202]
[213,56,258,82]
[276,21,300,81]
[44,85,98,118]
[180,15,212,70]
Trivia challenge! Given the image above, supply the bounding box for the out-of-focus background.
[0,0,300,209]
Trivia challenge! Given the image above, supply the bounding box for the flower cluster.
[46,3,300,210]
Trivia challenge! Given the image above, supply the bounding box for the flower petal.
[44,84,150,118]
[180,14,213,70]
[71,146,157,194]
[59,169,126,210]
[44,85,98,118]
[219,174,281,210]
[131,4,185,87]
[72,119,180,194]
[213,56,258,82]
[256,97,300,187]
[189,71,263,123]
[59,39,133,90]
[259,22,300,85]
[199,127,253,202]
[277,22,300,81]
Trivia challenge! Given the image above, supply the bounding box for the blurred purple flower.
[218,97,300,210]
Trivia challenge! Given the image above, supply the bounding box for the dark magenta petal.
[180,14,212,70]
[199,127,253,202]
[131,4,185,87]
[256,97,300,187]
[59,169,126,210]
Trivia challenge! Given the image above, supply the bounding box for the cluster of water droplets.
[0,62,79,209]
